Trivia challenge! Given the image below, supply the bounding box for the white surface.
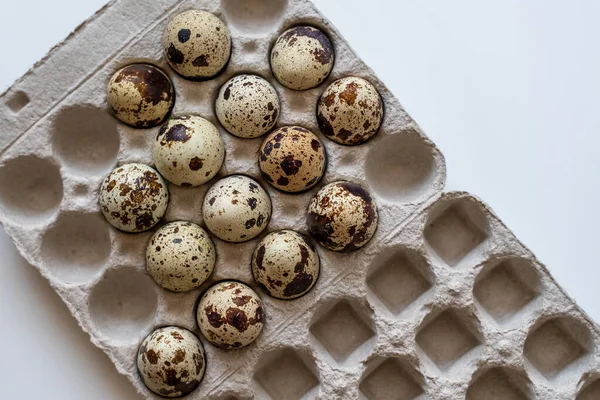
[0,0,598,398]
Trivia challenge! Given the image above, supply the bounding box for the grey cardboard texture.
[0,0,598,399]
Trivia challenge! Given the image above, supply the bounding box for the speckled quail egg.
[146,221,216,292]
[163,10,231,80]
[307,181,378,252]
[252,230,320,300]
[202,175,271,243]
[258,126,327,193]
[271,26,334,91]
[107,64,175,128]
[153,115,225,187]
[99,163,169,232]
[317,76,384,145]
[197,281,264,349]
[215,75,280,139]
[137,326,206,397]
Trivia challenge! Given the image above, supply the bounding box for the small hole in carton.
[367,247,432,315]
[474,257,540,324]
[42,212,111,284]
[310,298,375,365]
[221,0,288,36]
[254,347,319,400]
[365,130,436,203]
[424,197,488,267]
[6,91,29,113]
[524,316,591,380]
[359,358,424,400]
[52,105,120,176]
[416,309,482,371]
[89,267,158,343]
[0,155,63,225]
[578,378,600,400]
[467,367,532,400]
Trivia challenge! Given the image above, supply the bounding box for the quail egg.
[137,326,206,397]
[252,230,320,299]
[163,10,231,80]
[146,221,216,292]
[258,126,327,193]
[107,64,175,128]
[271,26,334,90]
[99,163,169,232]
[202,175,271,243]
[153,115,225,187]
[317,76,384,145]
[197,281,264,349]
[307,181,378,252]
[215,74,280,139]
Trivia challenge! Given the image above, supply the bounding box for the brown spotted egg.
[153,115,225,187]
[258,126,327,193]
[163,10,231,80]
[107,64,175,128]
[215,75,280,139]
[307,181,378,252]
[197,281,264,349]
[317,76,384,145]
[99,163,169,232]
[146,221,216,292]
[252,230,320,300]
[271,26,334,90]
[137,326,206,397]
[202,175,271,243]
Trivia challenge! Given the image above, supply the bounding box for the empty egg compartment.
[0,118,62,229]
[578,373,600,400]
[358,355,426,400]
[523,313,597,393]
[253,346,321,400]
[473,255,543,329]
[466,364,534,400]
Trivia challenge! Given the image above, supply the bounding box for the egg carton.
[0,0,598,399]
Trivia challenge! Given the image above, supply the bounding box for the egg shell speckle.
[202,175,271,243]
[107,64,174,128]
[270,26,334,91]
[215,74,280,139]
[137,326,206,397]
[153,115,225,187]
[258,126,327,193]
[146,221,216,292]
[317,76,384,145]
[99,163,169,232]
[196,281,264,349]
[307,181,378,252]
[252,230,320,300]
[163,10,231,80]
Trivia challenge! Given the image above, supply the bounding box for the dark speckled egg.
[137,326,206,397]
[146,221,216,292]
[317,76,384,145]
[163,10,231,80]
[202,175,271,243]
[107,64,174,128]
[252,230,320,300]
[215,74,280,139]
[196,281,264,349]
[99,163,169,232]
[307,181,378,252]
[271,26,334,91]
[258,126,327,193]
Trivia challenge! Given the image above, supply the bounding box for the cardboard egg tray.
[0,0,599,399]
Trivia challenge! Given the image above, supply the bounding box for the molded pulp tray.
[0,0,599,399]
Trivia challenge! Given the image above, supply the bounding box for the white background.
[1,0,599,398]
